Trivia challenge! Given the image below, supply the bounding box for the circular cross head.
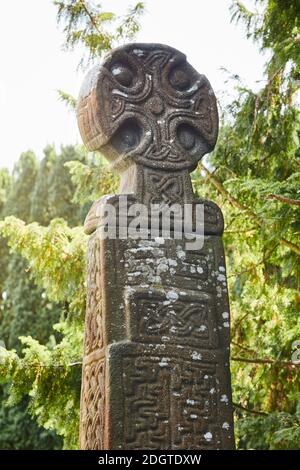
[77,43,218,172]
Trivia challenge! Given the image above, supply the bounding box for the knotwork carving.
[77,44,218,174]
[77,43,235,450]
[84,238,103,355]
[80,359,105,450]
[77,43,218,233]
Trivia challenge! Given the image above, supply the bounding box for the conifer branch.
[200,162,300,257]
[233,402,268,416]
[231,356,297,367]
[267,193,300,206]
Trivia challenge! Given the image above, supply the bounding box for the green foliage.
[0,145,87,449]
[0,390,62,450]
[57,90,77,111]
[196,0,300,449]
[3,151,38,221]
[1,0,299,451]
[0,332,82,449]
[0,0,144,449]
[237,408,300,450]
[0,169,11,215]
[0,217,87,315]
[0,216,85,447]
[231,1,300,54]
[65,153,119,205]
[54,0,145,67]
[30,145,57,226]
[0,170,11,296]
[0,255,62,353]
[47,146,86,225]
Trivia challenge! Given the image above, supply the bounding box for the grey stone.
[77,43,235,450]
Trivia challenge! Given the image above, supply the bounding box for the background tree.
[30,145,57,226]
[55,0,144,67]
[0,145,87,450]
[0,149,60,450]
[192,0,300,449]
[0,169,11,295]
[0,0,144,450]
[0,0,299,450]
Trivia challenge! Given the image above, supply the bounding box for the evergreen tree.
[0,146,87,449]
[0,169,11,295]
[55,0,145,68]
[0,388,61,450]
[0,0,145,450]
[7,0,297,451]
[48,146,85,226]
[0,169,11,216]
[3,151,38,221]
[191,0,300,449]
[30,145,57,226]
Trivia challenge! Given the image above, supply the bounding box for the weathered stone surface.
[77,43,218,173]
[77,43,235,450]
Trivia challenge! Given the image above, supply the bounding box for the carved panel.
[84,237,103,355]
[77,44,218,173]
[143,170,184,208]
[80,359,105,450]
[122,355,222,450]
[123,356,171,449]
[78,42,234,450]
[126,289,218,349]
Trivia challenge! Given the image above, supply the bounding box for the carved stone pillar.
[77,43,235,450]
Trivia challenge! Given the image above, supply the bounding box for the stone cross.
[77,43,235,450]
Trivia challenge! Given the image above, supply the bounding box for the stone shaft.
[80,215,234,450]
[77,43,235,450]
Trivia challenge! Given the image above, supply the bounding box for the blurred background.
[0,0,299,450]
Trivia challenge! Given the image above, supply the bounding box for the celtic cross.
[77,43,235,450]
